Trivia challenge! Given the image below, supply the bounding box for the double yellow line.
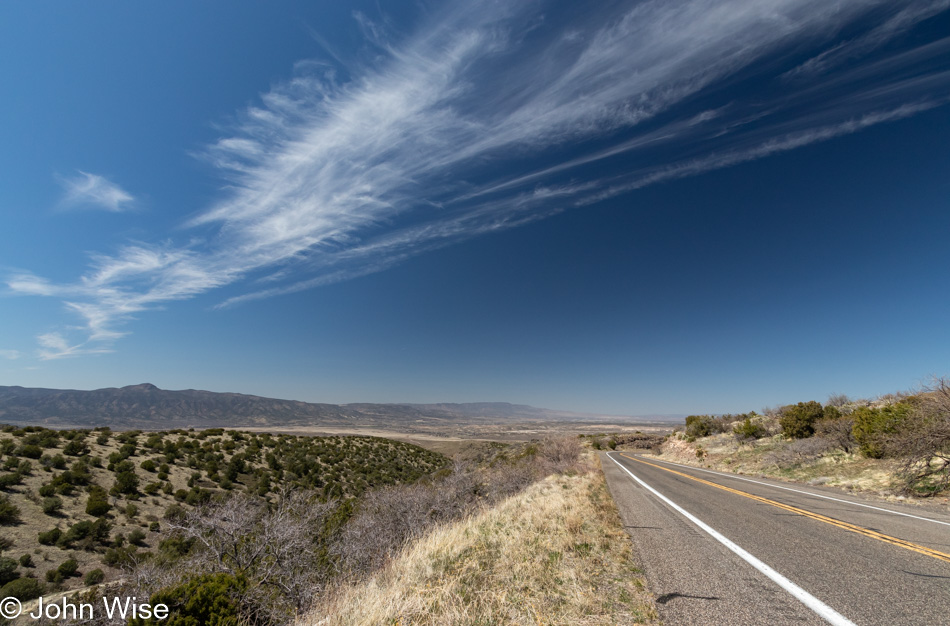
[619,453,950,564]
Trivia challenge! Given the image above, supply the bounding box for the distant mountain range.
[0,383,681,430]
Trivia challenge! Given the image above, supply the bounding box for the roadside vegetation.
[0,426,445,605]
[10,433,655,625]
[657,378,950,499]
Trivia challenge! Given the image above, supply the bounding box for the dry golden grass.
[303,456,657,626]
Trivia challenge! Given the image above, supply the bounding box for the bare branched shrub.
[764,437,835,468]
[332,464,483,579]
[885,377,950,495]
[167,488,337,621]
[826,393,851,408]
[537,437,584,473]
[814,416,856,453]
[485,462,539,500]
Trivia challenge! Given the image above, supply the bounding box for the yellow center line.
[618,453,950,564]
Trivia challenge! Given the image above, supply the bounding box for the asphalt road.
[601,452,950,625]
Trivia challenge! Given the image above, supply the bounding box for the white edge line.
[639,454,950,527]
[607,452,856,626]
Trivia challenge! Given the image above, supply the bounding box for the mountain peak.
[123,383,160,392]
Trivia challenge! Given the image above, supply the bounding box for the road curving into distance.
[601,451,950,625]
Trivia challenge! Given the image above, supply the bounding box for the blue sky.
[2,0,949,415]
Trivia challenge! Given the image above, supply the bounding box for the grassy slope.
[305,455,658,626]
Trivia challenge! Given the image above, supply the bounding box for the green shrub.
[57,558,79,578]
[86,487,111,517]
[163,504,186,521]
[63,439,89,456]
[57,519,109,549]
[131,573,246,626]
[852,402,913,458]
[185,488,210,506]
[38,528,62,545]
[0,557,18,585]
[17,445,43,459]
[158,535,195,559]
[779,401,825,439]
[57,521,92,548]
[0,576,44,601]
[111,468,139,496]
[18,554,32,568]
[84,568,105,585]
[685,415,713,438]
[42,496,64,516]
[103,545,139,568]
[0,473,23,490]
[734,418,766,440]
[0,495,21,524]
[128,529,147,546]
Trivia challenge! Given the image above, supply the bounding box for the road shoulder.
[600,451,827,626]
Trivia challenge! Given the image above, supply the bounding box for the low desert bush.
[885,378,950,495]
[733,417,766,441]
[814,416,856,453]
[765,437,836,469]
[84,568,105,585]
[0,495,21,525]
[0,577,44,601]
[779,401,825,439]
[852,401,914,458]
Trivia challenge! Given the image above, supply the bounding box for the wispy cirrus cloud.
[0,350,21,360]
[58,170,134,212]
[7,0,950,357]
[785,0,950,80]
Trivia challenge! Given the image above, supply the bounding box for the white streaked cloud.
[58,171,135,212]
[36,332,113,360]
[7,0,950,356]
[0,350,20,360]
[785,0,950,80]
